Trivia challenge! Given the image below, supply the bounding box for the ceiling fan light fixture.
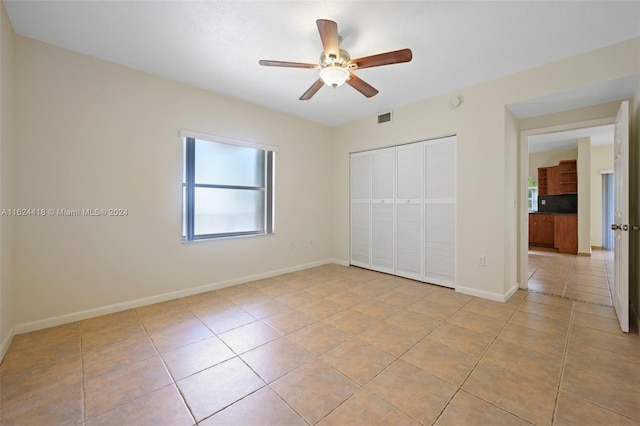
[319,65,350,87]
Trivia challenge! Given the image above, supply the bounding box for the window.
[528,176,538,212]
[182,131,275,241]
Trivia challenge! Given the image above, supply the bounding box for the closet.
[349,135,456,288]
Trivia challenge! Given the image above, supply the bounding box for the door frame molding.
[518,116,615,290]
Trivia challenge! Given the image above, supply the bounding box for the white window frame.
[181,130,277,241]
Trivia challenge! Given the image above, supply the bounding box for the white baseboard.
[0,326,15,363]
[14,258,342,335]
[456,283,517,303]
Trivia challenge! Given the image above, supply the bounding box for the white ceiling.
[528,125,614,153]
[4,1,640,127]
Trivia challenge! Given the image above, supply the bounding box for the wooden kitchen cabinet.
[538,168,548,195]
[529,214,554,247]
[538,159,577,196]
[554,214,578,254]
[547,166,560,195]
[558,160,577,194]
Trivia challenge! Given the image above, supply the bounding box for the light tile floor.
[528,248,614,306]
[1,264,639,425]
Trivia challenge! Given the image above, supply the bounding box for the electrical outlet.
[541,200,546,205]
[478,256,486,266]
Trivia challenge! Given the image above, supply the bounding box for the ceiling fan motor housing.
[320,49,351,68]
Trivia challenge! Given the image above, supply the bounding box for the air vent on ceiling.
[377,112,392,124]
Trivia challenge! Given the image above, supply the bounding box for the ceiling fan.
[259,19,412,100]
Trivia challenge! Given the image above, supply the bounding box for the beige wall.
[528,148,578,185]
[0,1,15,356]
[12,36,334,327]
[333,37,640,301]
[504,108,519,291]
[590,145,614,248]
[577,138,591,255]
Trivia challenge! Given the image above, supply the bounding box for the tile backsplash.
[538,194,578,213]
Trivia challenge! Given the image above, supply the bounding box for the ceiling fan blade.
[316,19,340,57]
[259,60,318,69]
[299,78,325,101]
[348,48,413,70]
[347,73,378,98]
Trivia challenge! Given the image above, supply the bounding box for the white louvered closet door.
[370,148,395,273]
[424,136,456,287]
[350,152,371,268]
[396,142,424,280]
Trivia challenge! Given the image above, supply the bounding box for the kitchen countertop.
[529,212,577,215]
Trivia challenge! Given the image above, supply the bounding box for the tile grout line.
[560,255,576,297]
[550,300,575,425]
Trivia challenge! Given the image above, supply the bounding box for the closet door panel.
[351,154,371,201]
[371,202,394,272]
[351,203,370,266]
[350,153,371,268]
[397,144,423,200]
[370,148,395,273]
[424,136,456,288]
[371,148,395,200]
[396,203,422,279]
[425,204,455,287]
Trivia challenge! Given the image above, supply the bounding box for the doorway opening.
[518,117,616,306]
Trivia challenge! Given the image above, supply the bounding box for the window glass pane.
[194,187,264,235]
[195,139,265,187]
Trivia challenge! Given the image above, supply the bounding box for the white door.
[612,100,629,332]
[424,136,456,288]
[350,152,371,268]
[396,142,424,280]
[371,148,395,274]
